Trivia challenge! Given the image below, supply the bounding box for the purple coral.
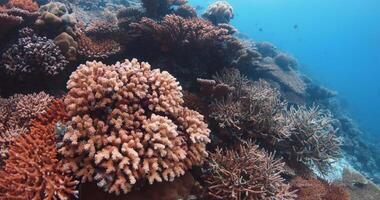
[1,28,69,77]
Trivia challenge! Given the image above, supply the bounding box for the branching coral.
[204,141,297,200]
[76,28,121,59]
[208,68,291,141]
[1,28,69,77]
[202,1,234,25]
[59,59,210,195]
[0,100,79,200]
[117,6,144,30]
[285,105,341,174]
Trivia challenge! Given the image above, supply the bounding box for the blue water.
[190,0,380,142]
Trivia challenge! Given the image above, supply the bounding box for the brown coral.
[0,100,78,200]
[141,0,188,19]
[59,59,210,195]
[290,176,350,200]
[76,29,121,59]
[204,141,297,200]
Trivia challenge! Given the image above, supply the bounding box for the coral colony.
[0,0,378,200]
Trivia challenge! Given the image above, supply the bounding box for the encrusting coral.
[202,1,234,25]
[204,141,297,200]
[1,28,69,77]
[0,100,79,200]
[59,59,211,195]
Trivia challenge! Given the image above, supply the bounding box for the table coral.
[204,141,297,200]
[0,100,78,200]
[59,59,210,195]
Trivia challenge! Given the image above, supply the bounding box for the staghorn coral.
[173,4,196,18]
[285,105,341,174]
[76,28,121,59]
[202,1,234,25]
[1,28,69,77]
[0,92,54,163]
[0,100,79,200]
[0,92,54,132]
[209,68,291,141]
[59,59,210,195]
[7,0,39,12]
[204,141,297,200]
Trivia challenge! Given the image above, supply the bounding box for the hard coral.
[285,105,341,174]
[76,29,121,59]
[7,0,39,12]
[290,176,350,200]
[202,1,234,25]
[1,28,69,77]
[60,59,210,195]
[204,141,297,200]
[141,0,187,19]
[0,100,78,200]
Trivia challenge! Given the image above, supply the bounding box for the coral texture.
[1,28,69,77]
[54,32,78,61]
[204,141,297,200]
[141,0,187,19]
[59,59,210,195]
[7,0,39,12]
[290,176,350,200]
[202,1,234,25]
[0,100,78,200]
[285,105,341,174]
[76,29,121,59]
[274,53,298,71]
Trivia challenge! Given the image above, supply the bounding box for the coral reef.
[290,176,350,200]
[7,0,39,12]
[202,1,234,25]
[256,41,278,58]
[204,141,297,200]
[285,105,341,174]
[59,59,210,195]
[54,32,78,61]
[274,53,298,71]
[0,100,78,199]
[141,0,187,19]
[337,168,380,200]
[35,2,77,36]
[1,28,69,77]
[76,28,121,59]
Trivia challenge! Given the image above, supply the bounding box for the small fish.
[259,28,263,32]
[293,24,298,29]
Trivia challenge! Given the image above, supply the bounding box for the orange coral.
[290,176,350,200]
[0,100,78,199]
[7,0,39,12]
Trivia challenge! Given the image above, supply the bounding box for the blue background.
[190,0,380,142]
